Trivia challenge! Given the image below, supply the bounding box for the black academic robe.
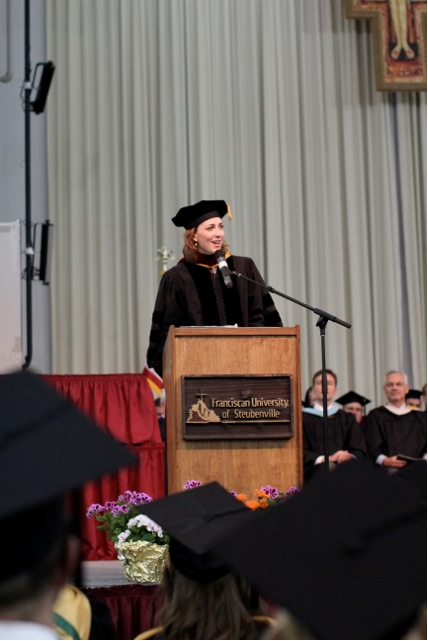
[364,406,427,462]
[302,408,367,476]
[147,255,282,376]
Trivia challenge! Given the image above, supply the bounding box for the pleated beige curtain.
[46,0,426,405]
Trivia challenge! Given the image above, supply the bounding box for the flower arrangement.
[183,480,300,511]
[87,482,300,548]
[234,484,300,510]
[86,490,169,545]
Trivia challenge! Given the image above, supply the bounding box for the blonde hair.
[182,228,230,263]
[156,563,267,640]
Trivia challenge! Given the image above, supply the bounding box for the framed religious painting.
[345,0,427,90]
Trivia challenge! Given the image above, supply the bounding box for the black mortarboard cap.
[137,481,253,582]
[213,461,427,640]
[172,200,229,229]
[0,369,137,521]
[406,389,423,400]
[336,390,371,407]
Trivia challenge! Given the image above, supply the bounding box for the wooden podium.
[163,326,303,496]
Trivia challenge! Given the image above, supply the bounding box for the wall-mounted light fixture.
[32,221,54,285]
[30,61,55,114]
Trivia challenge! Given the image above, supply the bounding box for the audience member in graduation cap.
[336,390,371,427]
[212,461,427,640]
[146,200,283,376]
[134,481,274,640]
[0,369,136,640]
[405,388,423,410]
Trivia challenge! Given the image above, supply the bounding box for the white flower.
[127,514,164,537]
[117,529,131,543]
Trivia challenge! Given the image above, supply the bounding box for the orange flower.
[245,500,260,510]
[236,493,248,502]
[255,489,269,499]
[258,499,270,509]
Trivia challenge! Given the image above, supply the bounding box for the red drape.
[44,374,165,560]
[82,585,164,640]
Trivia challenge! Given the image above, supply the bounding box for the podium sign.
[183,375,293,440]
[163,326,303,496]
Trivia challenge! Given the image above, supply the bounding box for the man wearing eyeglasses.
[365,370,427,471]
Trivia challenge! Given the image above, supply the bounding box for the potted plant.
[87,491,169,583]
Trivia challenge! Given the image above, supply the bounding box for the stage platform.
[82,560,136,588]
[81,560,163,639]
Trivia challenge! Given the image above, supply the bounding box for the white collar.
[384,402,412,415]
[313,401,333,412]
[303,402,341,417]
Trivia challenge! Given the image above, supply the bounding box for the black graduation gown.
[302,408,367,476]
[146,255,283,376]
[364,406,427,462]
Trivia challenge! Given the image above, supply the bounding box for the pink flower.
[286,486,300,496]
[183,479,202,489]
[260,485,280,498]
[86,503,104,517]
[111,504,129,515]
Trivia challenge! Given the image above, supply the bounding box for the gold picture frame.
[345,0,427,91]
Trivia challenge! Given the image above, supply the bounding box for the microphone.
[214,250,233,289]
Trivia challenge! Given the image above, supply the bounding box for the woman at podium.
[147,200,283,376]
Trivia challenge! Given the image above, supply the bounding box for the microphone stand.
[231,270,351,473]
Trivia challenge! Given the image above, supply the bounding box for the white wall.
[0,0,51,372]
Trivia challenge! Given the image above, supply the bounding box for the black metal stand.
[231,269,351,472]
[23,0,33,368]
[316,315,331,473]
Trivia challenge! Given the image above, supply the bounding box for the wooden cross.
[345,0,427,90]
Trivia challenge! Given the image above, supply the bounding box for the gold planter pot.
[115,540,169,584]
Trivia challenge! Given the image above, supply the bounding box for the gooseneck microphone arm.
[231,269,351,473]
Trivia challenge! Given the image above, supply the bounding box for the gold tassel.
[227,203,233,221]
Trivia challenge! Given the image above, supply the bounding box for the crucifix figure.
[345,0,427,90]
[389,0,416,59]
